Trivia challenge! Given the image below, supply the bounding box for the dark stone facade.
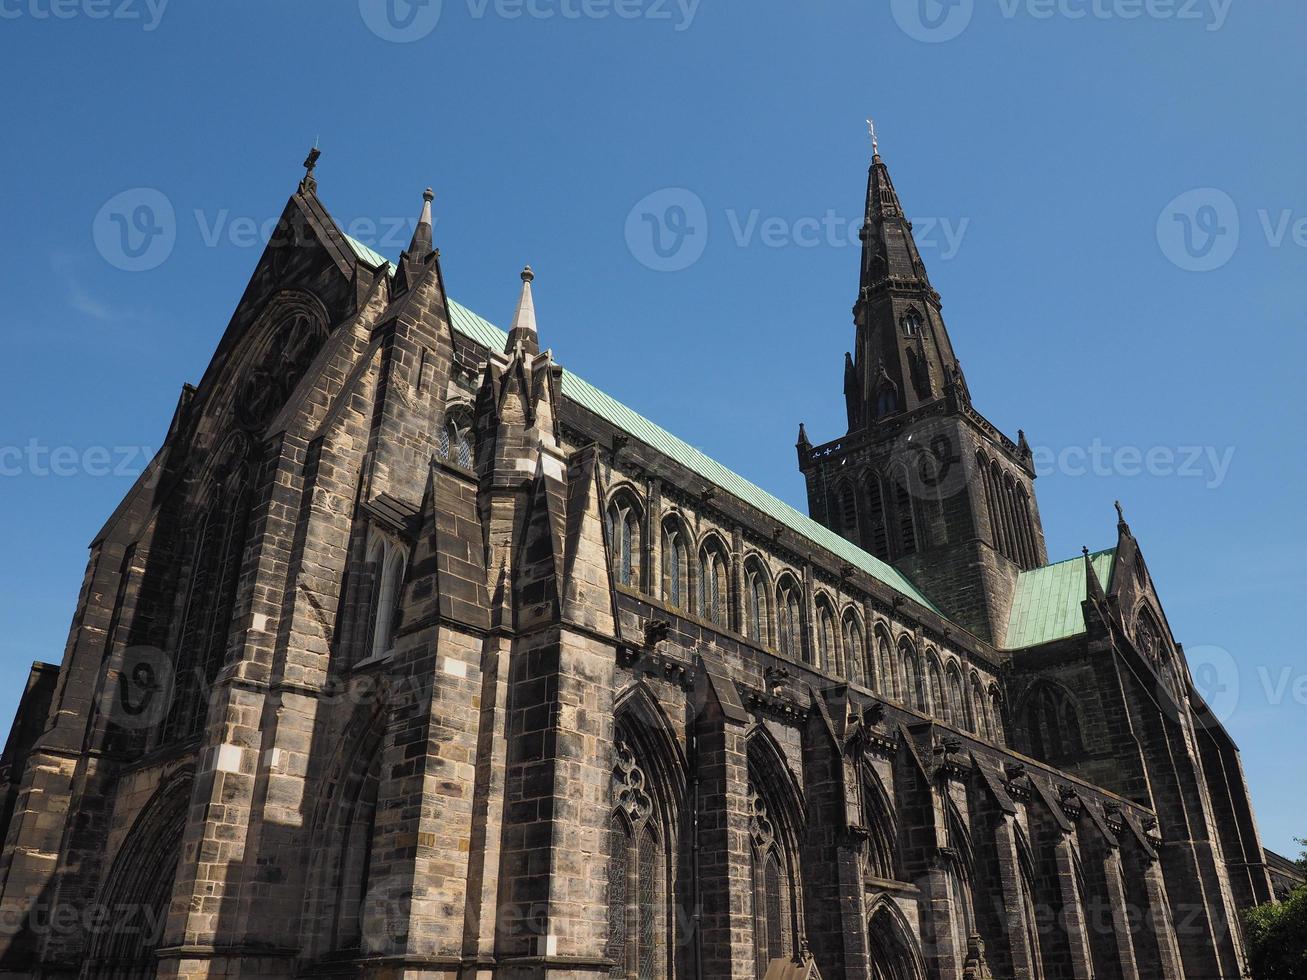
[0,150,1288,979]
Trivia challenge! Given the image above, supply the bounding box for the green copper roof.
[344,235,391,271]
[453,299,938,610]
[342,233,937,610]
[1004,548,1116,650]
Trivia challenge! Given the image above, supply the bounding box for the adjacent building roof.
[1005,548,1117,650]
[342,234,938,610]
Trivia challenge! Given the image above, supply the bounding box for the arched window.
[661,520,689,610]
[866,473,890,560]
[439,407,476,470]
[901,309,923,338]
[85,776,190,977]
[946,663,968,730]
[697,537,729,626]
[165,448,255,743]
[861,766,899,881]
[1024,683,1083,762]
[927,655,946,720]
[815,598,838,674]
[900,640,925,713]
[943,804,978,969]
[836,480,858,538]
[1136,607,1161,664]
[867,902,928,980]
[893,473,917,557]
[363,534,408,662]
[608,735,676,980]
[744,558,769,646]
[748,734,804,978]
[606,495,642,590]
[842,612,866,685]
[970,672,990,739]
[1016,484,1036,568]
[875,629,896,700]
[989,684,1006,744]
[1017,833,1046,980]
[776,576,803,662]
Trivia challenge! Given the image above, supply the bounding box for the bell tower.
[799,129,1047,645]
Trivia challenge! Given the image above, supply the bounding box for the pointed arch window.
[744,558,770,645]
[927,656,946,719]
[945,663,967,729]
[970,672,990,739]
[364,534,409,663]
[815,599,837,674]
[1136,608,1161,664]
[842,613,866,685]
[875,630,896,700]
[606,495,642,590]
[661,521,689,610]
[900,641,925,713]
[748,782,798,976]
[776,577,803,661]
[165,449,255,743]
[866,473,890,560]
[836,480,858,538]
[697,538,729,626]
[608,740,673,980]
[901,309,923,338]
[1024,682,1083,762]
[989,684,1006,744]
[439,407,475,470]
[893,472,918,557]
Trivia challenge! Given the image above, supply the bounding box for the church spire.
[409,187,434,257]
[505,265,539,357]
[846,132,961,429]
[395,187,436,293]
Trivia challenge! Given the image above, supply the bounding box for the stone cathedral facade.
[0,147,1296,980]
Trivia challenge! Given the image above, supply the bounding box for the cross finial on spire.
[866,118,879,157]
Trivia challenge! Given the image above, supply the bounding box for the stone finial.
[300,145,321,192]
[521,264,534,283]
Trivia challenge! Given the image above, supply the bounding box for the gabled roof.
[343,234,939,611]
[1005,548,1117,650]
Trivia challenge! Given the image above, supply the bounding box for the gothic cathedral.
[0,146,1297,980]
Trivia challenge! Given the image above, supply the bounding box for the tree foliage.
[1244,884,1307,980]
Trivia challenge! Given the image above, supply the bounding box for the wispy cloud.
[50,250,148,324]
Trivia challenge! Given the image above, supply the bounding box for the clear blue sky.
[0,2,1303,856]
